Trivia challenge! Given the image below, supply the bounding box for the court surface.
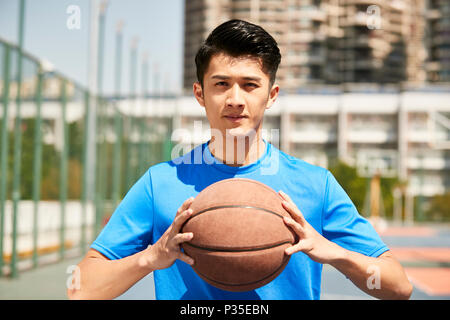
[0,223,449,300]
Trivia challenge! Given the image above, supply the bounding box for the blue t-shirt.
[91,140,389,300]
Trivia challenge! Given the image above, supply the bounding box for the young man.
[68,19,412,300]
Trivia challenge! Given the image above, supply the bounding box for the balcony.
[347,129,397,143]
[408,130,432,143]
[410,157,450,170]
[408,183,446,197]
[289,130,337,143]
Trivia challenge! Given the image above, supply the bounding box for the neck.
[208,131,266,167]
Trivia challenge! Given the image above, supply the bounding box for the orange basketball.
[181,178,296,291]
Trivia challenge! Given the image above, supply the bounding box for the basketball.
[181,178,297,292]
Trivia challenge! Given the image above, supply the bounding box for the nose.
[225,83,245,108]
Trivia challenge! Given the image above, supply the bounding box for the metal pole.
[94,1,108,236]
[59,78,69,260]
[112,21,124,209]
[138,53,149,175]
[0,43,11,277]
[31,67,44,268]
[86,0,99,223]
[80,91,89,251]
[125,37,138,191]
[10,0,26,278]
[95,99,105,235]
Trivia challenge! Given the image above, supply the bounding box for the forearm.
[329,248,412,300]
[68,247,155,300]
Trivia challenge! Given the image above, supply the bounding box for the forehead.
[205,53,268,80]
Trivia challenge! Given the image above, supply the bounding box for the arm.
[279,190,413,300]
[67,197,195,300]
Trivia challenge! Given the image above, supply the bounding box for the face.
[193,53,279,139]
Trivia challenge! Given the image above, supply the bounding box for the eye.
[245,83,259,89]
[215,81,228,87]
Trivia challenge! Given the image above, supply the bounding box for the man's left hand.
[278,190,345,265]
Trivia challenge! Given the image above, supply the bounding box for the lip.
[224,115,247,123]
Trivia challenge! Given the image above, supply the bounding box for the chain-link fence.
[0,38,173,278]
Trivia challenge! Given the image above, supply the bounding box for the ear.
[193,82,205,107]
[266,83,279,110]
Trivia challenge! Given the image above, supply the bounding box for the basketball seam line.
[194,204,285,219]
[180,204,287,233]
[195,256,291,287]
[184,240,292,252]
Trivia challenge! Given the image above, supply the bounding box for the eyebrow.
[211,75,262,82]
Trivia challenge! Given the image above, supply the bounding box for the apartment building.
[425,0,450,82]
[183,0,433,91]
[336,0,426,84]
[183,0,333,91]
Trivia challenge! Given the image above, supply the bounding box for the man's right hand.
[141,197,195,270]
[68,197,196,300]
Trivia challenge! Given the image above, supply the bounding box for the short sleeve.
[322,171,389,258]
[90,169,154,260]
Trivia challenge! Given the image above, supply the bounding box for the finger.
[172,232,194,245]
[280,196,307,226]
[278,190,293,203]
[285,242,306,256]
[283,216,305,237]
[176,197,195,217]
[172,208,194,232]
[278,190,300,215]
[178,251,195,266]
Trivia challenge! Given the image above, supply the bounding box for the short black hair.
[195,19,281,87]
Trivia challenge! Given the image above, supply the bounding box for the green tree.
[6,118,83,200]
[328,161,367,214]
[328,160,399,219]
[426,192,450,222]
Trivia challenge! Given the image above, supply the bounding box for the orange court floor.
[377,224,450,297]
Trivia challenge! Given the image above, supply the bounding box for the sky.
[0,0,184,95]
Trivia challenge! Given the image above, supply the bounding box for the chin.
[225,127,258,139]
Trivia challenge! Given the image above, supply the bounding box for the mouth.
[223,115,248,123]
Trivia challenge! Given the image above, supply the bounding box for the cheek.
[203,97,223,123]
[248,96,269,117]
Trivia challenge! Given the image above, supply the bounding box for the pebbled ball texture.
[181,178,297,292]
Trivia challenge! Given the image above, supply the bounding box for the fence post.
[59,78,69,260]
[0,43,11,277]
[31,67,44,268]
[112,106,122,209]
[111,21,123,210]
[95,99,106,236]
[125,38,138,192]
[10,0,27,278]
[80,91,89,251]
